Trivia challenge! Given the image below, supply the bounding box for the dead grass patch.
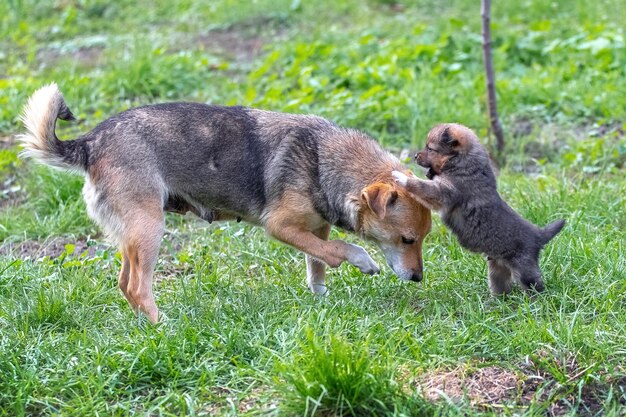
[411,356,624,416]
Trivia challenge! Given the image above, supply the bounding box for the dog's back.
[19,86,386,231]
[32,98,345,223]
[89,103,272,220]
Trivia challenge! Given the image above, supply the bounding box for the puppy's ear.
[362,183,398,220]
[440,126,459,147]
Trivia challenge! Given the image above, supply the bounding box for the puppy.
[392,123,565,294]
[18,83,431,323]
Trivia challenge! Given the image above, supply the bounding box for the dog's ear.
[440,126,459,148]
[362,183,398,220]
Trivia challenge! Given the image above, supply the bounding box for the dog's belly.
[157,145,268,222]
[164,190,261,225]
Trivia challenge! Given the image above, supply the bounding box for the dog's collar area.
[353,209,365,236]
[334,217,356,233]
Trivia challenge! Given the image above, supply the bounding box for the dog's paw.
[391,170,408,186]
[309,283,329,296]
[346,243,380,275]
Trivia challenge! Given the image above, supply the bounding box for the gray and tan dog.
[392,123,565,294]
[19,83,431,323]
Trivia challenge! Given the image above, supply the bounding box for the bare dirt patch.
[203,384,278,415]
[417,365,521,407]
[236,385,278,413]
[0,187,24,209]
[37,45,104,69]
[506,119,625,174]
[0,237,110,259]
[195,17,289,65]
[0,174,23,209]
[510,118,625,141]
[0,136,24,209]
[196,30,265,64]
[0,231,187,262]
[0,135,16,150]
[413,358,623,416]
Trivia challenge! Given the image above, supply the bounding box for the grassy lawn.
[1,0,625,415]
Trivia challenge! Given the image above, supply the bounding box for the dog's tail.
[18,83,87,171]
[540,219,566,246]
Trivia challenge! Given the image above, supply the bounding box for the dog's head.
[358,181,431,282]
[415,123,484,177]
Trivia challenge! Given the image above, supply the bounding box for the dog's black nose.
[410,272,422,282]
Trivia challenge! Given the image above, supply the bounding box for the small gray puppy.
[392,123,565,294]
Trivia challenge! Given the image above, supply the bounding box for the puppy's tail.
[17,83,87,171]
[540,219,566,246]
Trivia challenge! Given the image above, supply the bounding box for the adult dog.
[19,84,431,323]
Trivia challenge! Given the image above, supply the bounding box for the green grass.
[1,0,625,415]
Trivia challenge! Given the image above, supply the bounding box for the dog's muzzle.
[410,271,422,282]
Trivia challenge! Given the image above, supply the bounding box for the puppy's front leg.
[392,171,446,211]
[488,258,513,295]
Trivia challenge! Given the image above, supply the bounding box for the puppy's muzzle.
[415,151,428,168]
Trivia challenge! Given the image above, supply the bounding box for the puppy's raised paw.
[345,243,380,275]
[391,170,409,187]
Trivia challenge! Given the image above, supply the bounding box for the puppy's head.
[358,181,431,282]
[415,123,483,177]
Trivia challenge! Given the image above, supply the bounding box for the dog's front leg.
[265,192,379,290]
[267,223,380,277]
[306,224,331,295]
[392,171,446,211]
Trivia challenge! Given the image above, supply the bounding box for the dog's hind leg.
[120,204,165,324]
[488,258,513,295]
[118,252,131,303]
[84,168,167,322]
[306,224,331,295]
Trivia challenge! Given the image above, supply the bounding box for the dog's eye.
[401,236,416,245]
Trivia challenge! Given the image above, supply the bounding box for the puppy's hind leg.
[306,224,331,295]
[488,258,513,295]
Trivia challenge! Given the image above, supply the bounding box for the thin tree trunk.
[481,0,504,152]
